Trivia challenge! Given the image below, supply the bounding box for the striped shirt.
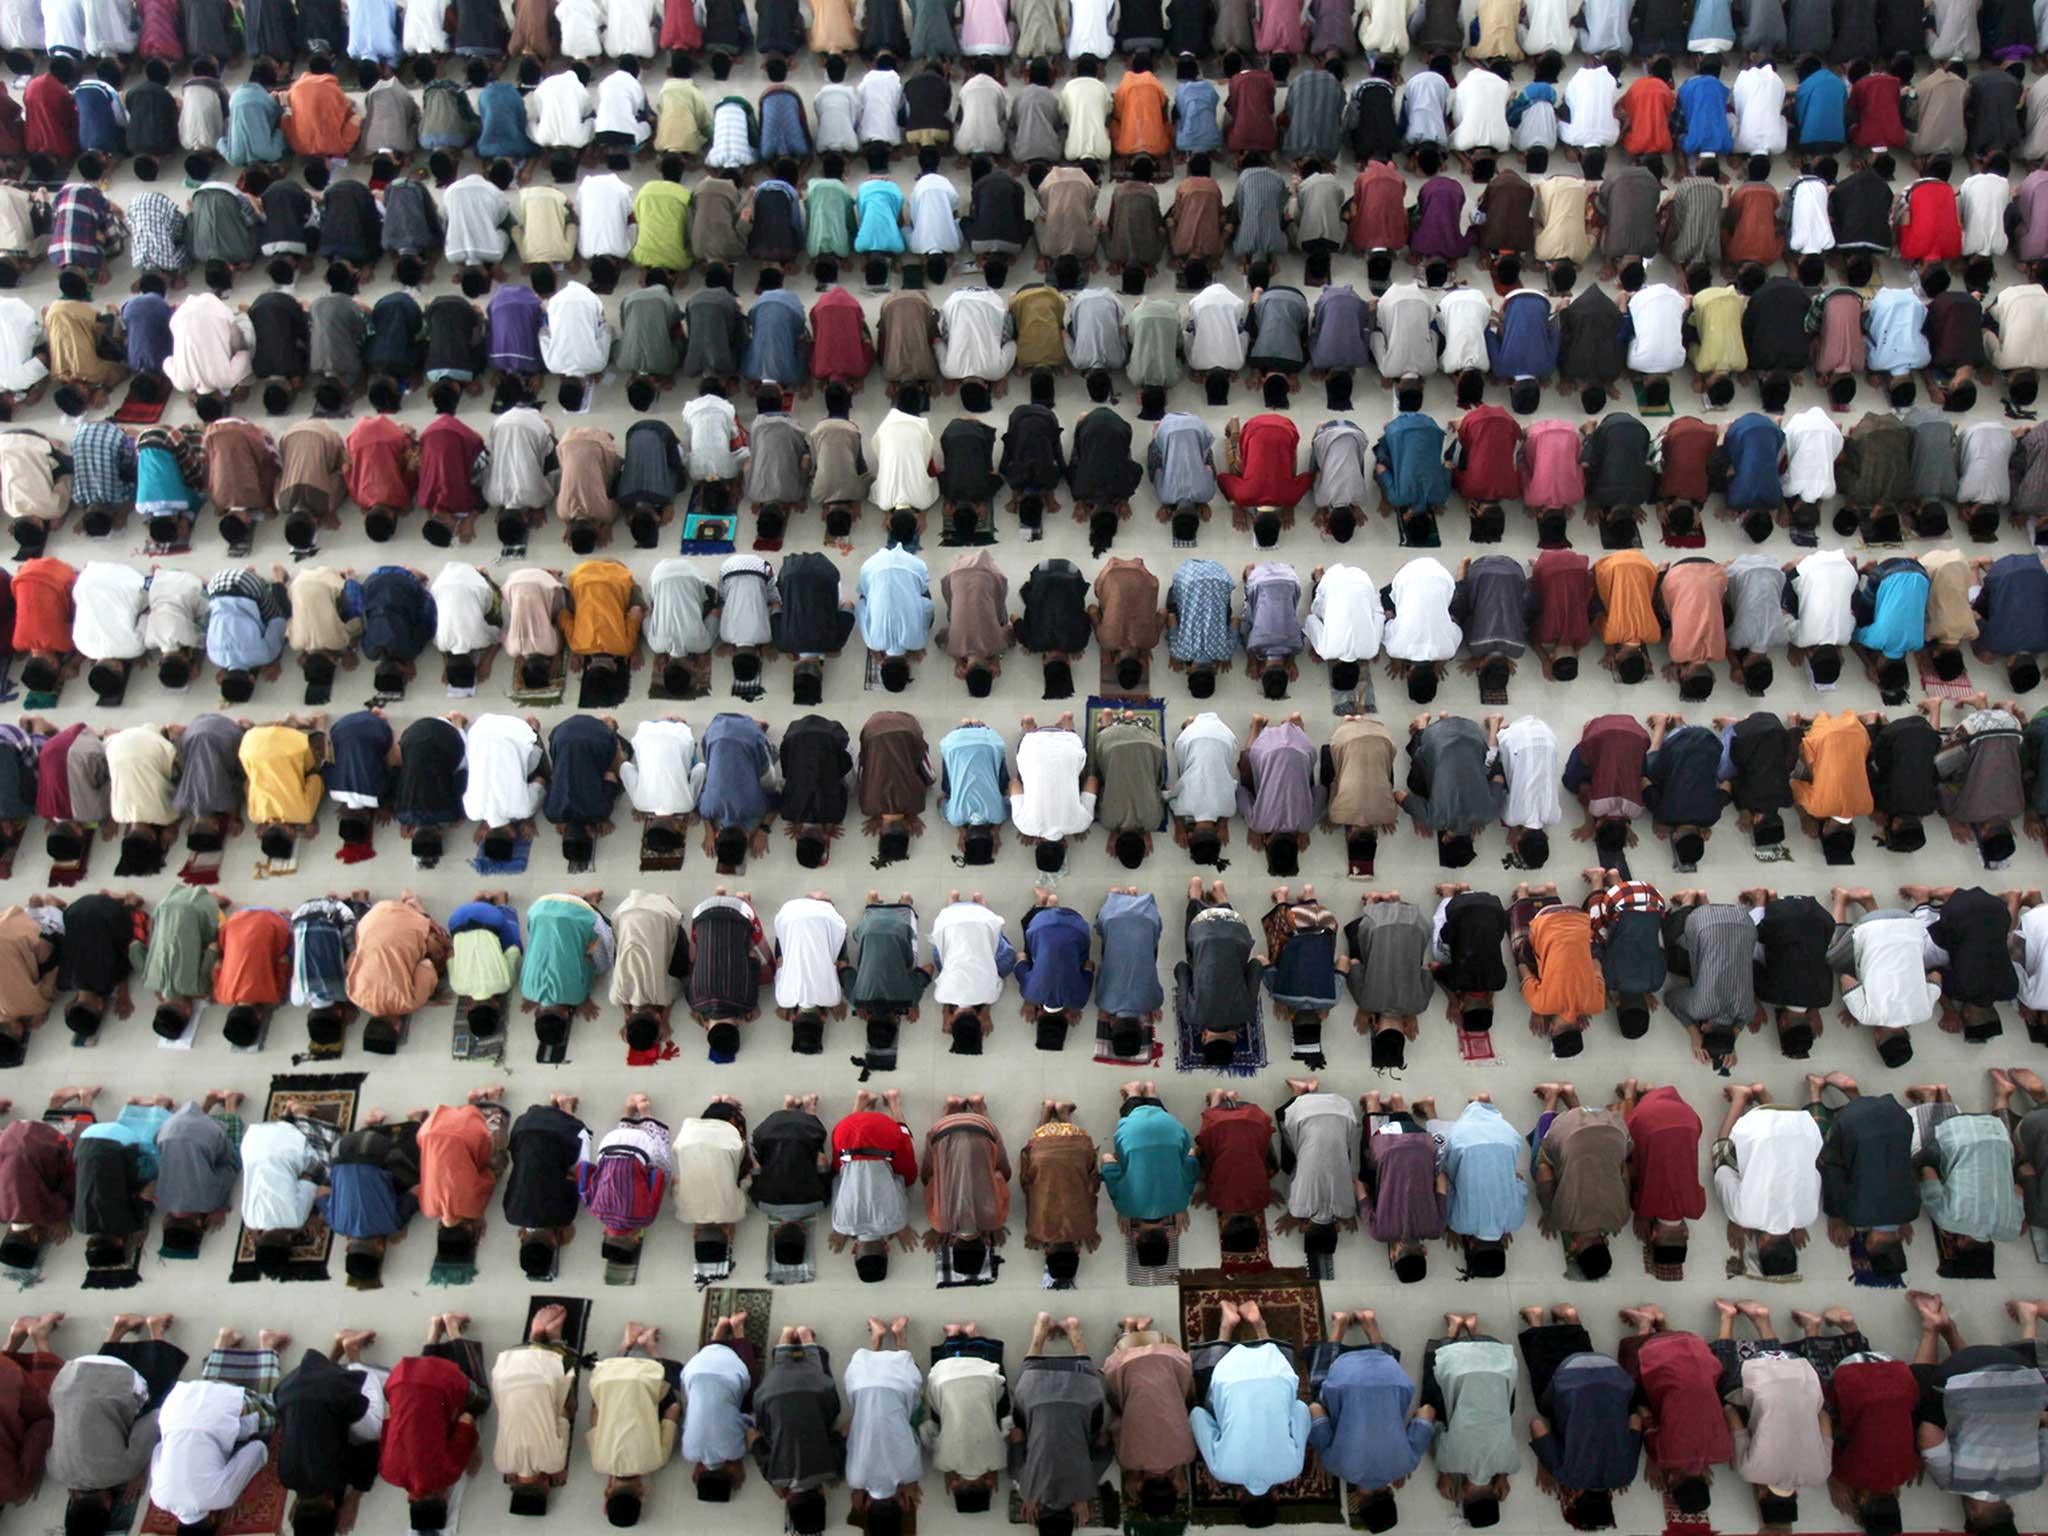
[1584,880,1666,939]
[288,897,359,1010]
[205,565,286,623]
[70,419,135,507]
[687,897,761,1018]
[1922,1354,2048,1499]
[576,1115,673,1233]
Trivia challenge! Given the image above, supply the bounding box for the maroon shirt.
[0,1121,70,1228]
[1476,172,1536,254]
[1529,549,1593,648]
[1223,70,1277,153]
[1624,1330,1733,1476]
[1656,417,1717,503]
[1195,1103,1276,1214]
[1453,405,1523,503]
[1574,715,1652,805]
[22,76,74,161]
[809,287,875,384]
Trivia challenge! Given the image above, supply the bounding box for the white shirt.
[238,1120,318,1230]
[72,561,148,660]
[442,174,512,265]
[1059,76,1112,158]
[1169,712,1240,821]
[39,0,82,50]
[430,563,501,654]
[539,282,611,378]
[144,568,207,653]
[1988,284,2048,371]
[1450,69,1511,151]
[462,712,546,825]
[621,719,698,815]
[1435,287,1492,372]
[1712,1106,1823,1234]
[1781,406,1843,502]
[856,68,905,143]
[149,1380,269,1527]
[1382,557,1463,661]
[938,287,1015,381]
[955,74,1008,153]
[1959,172,2011,256]
[1008,728,1096,839]
[1785,176,1834,254]
[529,71,596,147]
[843,1348,926,1500]
[679,1344,754,1466]
[872,408,939,511]
[603,0,657,50]
[1303,563,1383,661]
[1558,65,1618,147]
[646,560,717,656]
[1959,420,2015,505]
[929,900,1009,1007]
[575,173,636,259]
[0,296,44,392]
[1790,549,1859,647]
[1185,284,1249,371]
[594,70,651,143]
[557,0,603,53]
[2017,905,2048,1010]
[163,292,252,396]
[773,896,849,1010]
[1843,912,1943,1029]
[1624,284,1687,374]
[1065,0,1112,54]
[907,172,961,254]
[402,0,446,50]
[682,395,747,481]
[1494,716,1562,829]
[1731,65,1787,153]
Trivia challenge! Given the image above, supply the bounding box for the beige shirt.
[607,890,683,1009]
[672,1117,747,1225]
[502,568,567,657]
[1921,549,1980,644]
[653,80,711,154]
[285,566,360,653]
[278,421,350,518]
[105,726,178,826]
[514,186,577,266]
[490,1347,573,1477]
[1325,717,1398,828]
[1533,177,1593,262]
[588,1357,675,1478]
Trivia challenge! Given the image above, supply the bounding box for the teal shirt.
[218,82,287,165]
[1102,1104,1200,1220]
[518,897,599,1008]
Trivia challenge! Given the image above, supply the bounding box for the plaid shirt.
[126,191,187,274]
[48,184,124,273]
[205,566,286,623]
[70,419,135,506]
[1583,880,1666,940]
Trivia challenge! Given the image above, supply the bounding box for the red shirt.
[810,287,875,384]
[1898,180,1962,264]
[1829,1358,1920,1492]
[1616,76,1675,155]
[831,1110,918,1185]
[1222,70,1277,153]
[1848,73,1906,149]
[1655,417,1717,503]
[9,558,72,654]
[344,416,417,512]
[1218,416,1312,511]
[21,76,75,161]
[415,415,484,514]
[1630,1331,1733,1475]
[1452,406,1522,503]
[380,1355,478,1500]
[1347,163,1408,252]
[1529,549,1592,648]
[1624,1085,1704,1222]
[1575,715,1651,805]
[1195,1103,1276,1214]
[0,1349,54,1505]
[212,908,291,1006]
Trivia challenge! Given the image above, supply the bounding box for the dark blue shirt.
[476,81,538,158]
[1644,721,1728,828]
[1488,290,1560,380]
[319,1161,410,1238]
[1794,69,1848,147]
[325,710,393,803]
[1530,1352,1641,1490]
[1978,553,2048,657]
[1721,412,1785,510]
[353,567,437,661]
[121,292,175,374]
[1014,904,1093,1011]
[543,714,622,827]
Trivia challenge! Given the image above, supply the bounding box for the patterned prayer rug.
[82,1227,146,1291]
[1173,992,1268,1077]
[699,1286,773,1356]
[141,1455,285,1535]
[1091,1014,1163,1068]
[227,1073,364,1283]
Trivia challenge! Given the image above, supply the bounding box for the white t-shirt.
[1781,406,1844,502]
[1008,728,1096,839]
[1382,557,1463,661]
[1731,65,1787,153]
[1624,284,1687,374]
[1712,1107,1823,1235]
[772,896,849,1010]
[1790,549,1859,647]
[1494,716,1563,830]
[1435,287,1493,373]
[929,901,1010,1008]
[72,561,148,660]
[1558,65,1618,147]
[574,173,636,260]
[1303,563,1384,661]
[621,719,698,815]
[430,563,502,654]
[461,713,546,826]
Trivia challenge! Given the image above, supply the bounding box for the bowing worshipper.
[683,888,770,1054]
[319,1107,424,1284]
[609,890,686,1058]
[343,893,451,1052]
[1898,884,2021,1040]
[128,887,222,1043]
[1102,1081,1200,1269]
[1093,556,1165,696]
[239,1097,335,1276]
[1399,712,1504,871]
[208,901,291,1051]
[1009,712,1094,875]
[1660,890,1763,1070]
[1194,1088,1278,1259]
[1270,1076,1363,1265]
[462,712,549,868]
[1786,709,1874,859]
[575,1092,675,1272]
[1812,1076,1917,1280]
[1436,1092,1529,1274]
[154,1095,247,1262]
[51,889,145,1044]
[1516,1304,1640,1531]
[938,720,1008,865]
[938,551,1010,696]
[1012,1311,1112,1536]
[778,716,856,871]
[1219,395,1312,542]
[1905,1077,2025,1274]
[694,713,777,874]
[1345,893,1436,1067]
[146,1325,290,1536]
[519,889,613,1054]
[1416,1311,1518,1528]
[1091,887,1163,1059]
[1506,881,1605,1056]
[922,1095,1009,1282]
[0,1089,96,1270]
[1531,1082,1629,1281]
[770,554,857,705]
[1612,1078,1703,1275]
[1020,1099,1100,1284]
[390,716,468,866]
[1907,1291,2048,1535]
[830,1087,920,1282]
[1307,1308,1438,1532]
[676,1310,754,1499]
[236,713,327,871]
[1014,556,1091,699]
[1612,1303,1731,1518]
[503,1093,590,1283]
[1868,705,1939,857]
[1168,711,1239,867]
[51,1314,191,1536]
[856,711,932,865]
[585,1320,681,1526]
[491,1304,582,1515]
[1712,1081,1824,1279]
[620,715,698,861]
[842,1317,925,1531]
[1014,890,1092,1047]
[750,1092,831,1274]
[856,542,934,694]
[748,1322,844,1536]
[925,1319,1009,1516]
[0,898,62,1056]
[561,560,646,709]
[446,893,521,1042]
[417,1087,510,1280]
[1187,1299,1309,1524]
[928,892,1013,1052]
[1177,877,1264,1068]
[101,723,180,876]
[275,1327,390,1536]
[204,565,290,705]
[379,1313,494,1535]
[1707,1302,1834,1534]
[1238,711,1317,877]
[1641,714,1728,868]
[1825,885,1944,1068]
[673,1097,752,1274]
[1261,885,1342,1057]
[1928,697,2026,866]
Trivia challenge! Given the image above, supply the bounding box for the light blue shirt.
[1854,568,1930,659]
[856,545,934,656]
[80,1103,173,1184]
[1190,1343,1312,1494]
[1307,1347,1437,1489]
[938,724,1008,827]
[1442,1101,1529,1241]
[346,0,401,64]
[204,596,287,671]
[1864,288,1932,376]
[1094,891,1164,1017]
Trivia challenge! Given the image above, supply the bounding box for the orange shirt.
[1594,550,1661,646]
[1520,906,1607,1019]
[211,908,291,1006]
[1617,75,1675,155]
[10,557,75,654]
[1661,559,1728,663]
[417,1103,496,1222]
[281,74,362,157]
[344,898,445,1019]
[1789,710,1875,820]
[561,559,642,657]
[1110,72,1171,158]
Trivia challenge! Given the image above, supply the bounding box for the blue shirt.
[938,723,1008,826]
[1794,68,1848,147]
[476,81,539,159]
[75,81,125,154]
[1167,558,1236,665]
[290,901,354,1008]
[1307,1347,1437,1489]
[1980,553,2048,656]
[1373,412,1451,511]
[1721,412,1785,509]
[346,0,401,63]
[326,711,393,803]
[80,1104,171,1183]
[1865,287,1932,375]
[1094,891,1164,1017]
[1529,1353,1642,1491]
[1442,1100,1529,1240]
[1015,905,1093,1011]
[354,566,437,660]
[520,896,601,1006]
[1488,290,1559,380]
[1855,564,1930,658]
[1174,80,1221,151]
[488,286,545,374]
[759,94,811,159]
[205,596,286,671]
[1102,1103,1200,1220]
[122,293,175,374]
[448,900,522,950]
[854,180,907,253]
[320,1161,410,1238]
[218,81,287,165]
[1191,1343,1312,1495]
[856,545,934,656]
[1676,75,1732,154]
[742,288,807,385]
[698,712,774,827]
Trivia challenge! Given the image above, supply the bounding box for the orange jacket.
[280,74,361,157]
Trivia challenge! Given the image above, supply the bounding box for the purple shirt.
[1237,721,1317,834]
[487,286,544,374]
[2016,168,2048,264]
[1410,177,1470,261]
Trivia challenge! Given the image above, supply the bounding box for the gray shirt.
[1230,167,1290,258]
[1281,1091,1360,1223]
[47,1357,158,1491]
[153,1103,241,1216]
[1725,554,1792,653]
[1063,288,1128,372]
[172,713,247,819]
[1011,1358,1109,1510]
[307,293,367,381]
[1345,900,1435,1015]
[1246,286,1309,368]
[1370,284,1437,379]
[1295,172,1347,247]
[1126,297,1186,388]
[1453,554,1528,658]
[1311,421,1372,509]
[1905,407,1962,502]
[1093,719,1167,833]
[743,414,811,507]
[1665,903,1760,1029]
[1404,717,1505,834]
[483,406,557,511]
[1280,70,1345,161]
[1009,85,1065,164]
[1149,413,1216,506]
[614,286,682,377]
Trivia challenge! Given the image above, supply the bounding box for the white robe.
[1731,65,1787,154]
[1355,0,1404,51]
[82,0,136,55]
[1517,0,1571,54]
[1575,0,1628,53]
[38,0,82,51]
[558,0,605,50]
[2025,71,2048,161]
[1382,558,1463,662]
[1065,0,1112,54]
[401,0,448,53]
[1449,69,1511,152]
[462,714,547,826]
[603,0,657,51]
[1785,176,1834,254]
[1958,172,2010,257]
[0,297,46,394]
[1557,66,1618,148]
[162,296,256,396]
[0,0,43,49]
[1008,729,1096,839]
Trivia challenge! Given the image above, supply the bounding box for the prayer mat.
[82,1227,146,1290]
[470,837,532,876]
[1849,1229,1908,1288]
[179,844,224,885]
[1658,1491,1713,1536]
[0,1225,47,1286]
[227,1073,364,1283]
[111,381,171,425]
[21,690,57,711]
[141,1452,285,1535]
[765,1220,817,1285]
[1125,1229,1179,1286]
[1173,990,1267,1077]
[156,1005,204,1050]
[509,657,566,709]
[1095,652,1153,699]
[450,1009,506,1063]
[1457,1025,1499,1064]
[1917,657,1979,700]
[693,1242,734,1290]
[1640,1241,1685,1284]
[1176,1268,1338,1522]
[576,661,632,709]
[681,503,737,555]
[938,503,996,546]
[1091,1014,1162,1068]
[647,651,712,700]
[639,823,687,873]
[1658,524,1706,549]
[46,839,89,888]
[936,1246,1003,1287]
[429,1234,478,1288]
[1217,1214,1272,1276]
[1934,1223,1995,1280]
[1478,669,1510,706]
[604,1238,644,1287]
[699,1286,773,1355]
[1005,1486,1120,1528]
[1631,379,1674,417]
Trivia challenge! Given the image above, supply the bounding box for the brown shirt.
[277,421,349,518]
[1325,717,1398,828]
[1476,171,1536,254]
[877,292,940,385]
[920,1112,1011,1236]
[1009,285,1066,371]
[1104,181,1166,270]
[1019,1119,1099,1246]
[1722,182,1784,266]
[1922,548,1979,644]
[940,550,1009,661]
[687,179,745,265]
[1035,167,1100,259]
[856,710,930,817]
[202,419,280,512]
[556,427,621,528]
[344,896,449,1020]
[1103,1341,1196,1475]
[1660,558,1728,664]
[1538,1105,1632,1235]
[0,907,53,1023]
[808,418,870,505]
[1092,558,1163,653]
[1911,71,1967,157]
[1166,177,1225,261]
[44,301,122,388]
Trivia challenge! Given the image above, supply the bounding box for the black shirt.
[1817,1092,1920,1227]
[1869,715,1939,818]
[395,717,467,824]
[1740,277,1814,373]
[1965,67,2023,157]
[501,1103,588,1228]
[276,1350,372,1497]
[1067,408,1144,503]
[1558,286,1623,384]
[366,292,424,375]
[776,554,849,657]
[682,289,745,379]
[938,419,1002,503]
[1645,722,1726,828]
[260,179,316,252]
[1829,170,1894,251]
[248,291,311,379]
[1015,559,1091,653]
[1728,712,1795,812]
[1165,0,1212,52]
[619,421,685,508]
[999,404,1066,491]
[1441,890,1508,992]
[317,180,382,265]
[779,714,854,826]
[1582,415,1655,508]
[424,296,486,377]
[964,172,1030,247]
[749,1108,831,1206]
[124,81,179,155]
[74,1138,146,1237]
[754,0,804,52]
[55,892,131,997]
[1928,885,2019,1004]
[903,73,952,134]
[1754,893,1834,1007]
[746,183,802,261]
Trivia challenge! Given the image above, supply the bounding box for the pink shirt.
[1519,420,1586,510]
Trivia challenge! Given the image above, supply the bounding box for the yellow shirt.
[588,1357,676,1477]
[238,724,324,824]
[1687,287,1748,376]
[562,560,641,657]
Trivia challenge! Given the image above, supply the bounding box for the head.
[1757,1232,1798,1276]
[1571,1236,1611,1279]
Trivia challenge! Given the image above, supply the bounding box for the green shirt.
[448,928,521,1002]
[518,896,600,1008]
[630,180,693,272]
[805,179,855,258]
[135,885,223,1000]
